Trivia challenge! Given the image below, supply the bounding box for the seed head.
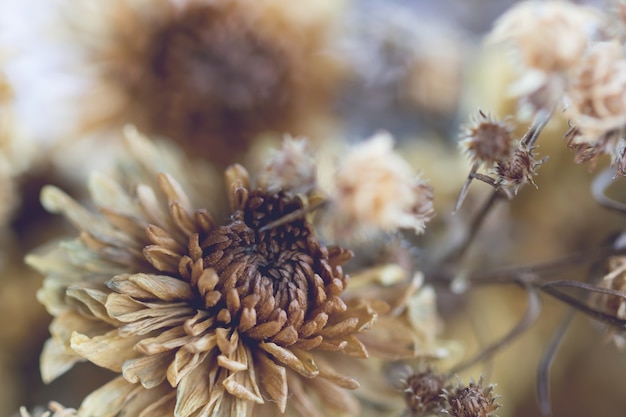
[399,366,446,416]
[442,378,500,417]
[459,110,515,168]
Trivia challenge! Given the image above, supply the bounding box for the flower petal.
[70,330,143,372]
[122,351,174,389]
[259,342,319,378]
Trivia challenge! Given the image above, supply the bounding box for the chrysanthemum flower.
[28,129,390,417]
[326,132,434,240]
[65,0,342,166]
[489,0,602,114]
[565,42,626,174]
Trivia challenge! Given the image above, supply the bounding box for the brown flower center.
[199,190,350,348]
[138,3,295,165]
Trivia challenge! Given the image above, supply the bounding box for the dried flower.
[591,256,626,348]
[327,132,434,239]
[489,0,601,114]
[256,136,317,195]
[398,366,446,416]
[68,0,341,166]
[27,131,384,417]
[494,143,544,193]
[441,378,500,417]
[459,110,515,168]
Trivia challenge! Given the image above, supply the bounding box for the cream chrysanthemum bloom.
[489,0,602,114]
[565,42,626,173]
[326,132,434,240]
[27,128,398,417]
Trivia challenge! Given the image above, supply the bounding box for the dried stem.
[592,168,626,214]
[442,189,505,266]
[537,308,575,417]
[522,107,554,148]
[448,282,541,375]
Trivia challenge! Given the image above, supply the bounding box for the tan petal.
[66,286,120,326]
[40,338,85,383]
[167,348,209,387]
[309,372,360,416]
[79,376,138,417]
[259,342,319,378]
[122,351,174,388]
[320,317,359,338]
[117,382,174,417]
[287,373,325,417]
[158,173,193,213]
[136,327,193,355]
[143,245,182,273]
[129,273,194,301]
[137,184,169,230]
[170,201,198,237]
[256,352,288,413]
[70,330,143,372]
[146,224,187,254]
[138,390,176,417]
[88,172,142,217]
[40,185,135,248]
[222,343,263,404]
[107,274,156,300]
[174,355,213,417]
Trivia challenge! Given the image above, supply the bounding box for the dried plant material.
[69,0,343,166]
[489,0,602,114]
[459,110,515,169]
[441,377,500,417]
[591,256,626,348]
[494,143,544,193]
[565,42,626,174]
[327,132,434,239]
[19,403,77,417]
[256,136,317,195]
[25,132,448,417]
[398,366,446,416]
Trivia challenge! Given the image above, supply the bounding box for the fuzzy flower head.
[28,130,384,417]
[441,378,500,417]
[494,143,545,194]
[397,366,446,417]
[256,136,317,195]
[327,132,434,240]
[459,110,515,169]
[70,0,340,166]
[564,41,626,174]
[489,1,602,114]
[490,1,599,73]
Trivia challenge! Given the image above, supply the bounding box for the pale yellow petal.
[259,342,319,378]
[256,352,288,413]
[122,351,174,389]
[70,330,143,372]
[79,376,138,417]
[40,337,85,383]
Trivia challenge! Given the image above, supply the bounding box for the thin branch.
[537,310,575,417]
[454,162,480,213]
[259,200,327,232]
[448,282,541,375]
[538,284,626,329]
[591,168,626,214]
[522,108,554,148]
[442,189,505,265]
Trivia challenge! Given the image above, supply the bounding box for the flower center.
[199,190,349,347]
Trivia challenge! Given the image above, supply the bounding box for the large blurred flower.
[65,0,343,166]
[27,128,391,417]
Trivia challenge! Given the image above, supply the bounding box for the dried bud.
[399,367,446,416]
[329,132,434,238]
[459,110,515,168]
[442,378,500,417]
[494,144,544,193]
[256,136,317,195]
